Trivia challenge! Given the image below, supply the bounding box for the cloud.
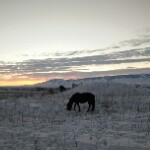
[1,47,149,77]
[26,68,150,80]
[120,36,150,47]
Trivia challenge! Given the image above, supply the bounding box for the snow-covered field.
[0,81,150,150]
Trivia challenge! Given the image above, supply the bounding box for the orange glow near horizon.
[0,74,82,87]
[0,79,45,87]
[0,74,79,87]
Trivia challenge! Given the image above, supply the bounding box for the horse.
[67,92,95,112]
[59,85,66,92]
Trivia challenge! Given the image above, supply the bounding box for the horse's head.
[67,102,72,111]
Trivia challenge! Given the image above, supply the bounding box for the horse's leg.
[91,100,95,111]
[77,103,80,112]
[91,104,95,111]
[74,103,76,110]
[87,103,91,112]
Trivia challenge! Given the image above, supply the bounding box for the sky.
[0,0,150,86]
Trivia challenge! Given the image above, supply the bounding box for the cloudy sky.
[0,0,150,86]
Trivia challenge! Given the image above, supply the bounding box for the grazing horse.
[67,92,95,112]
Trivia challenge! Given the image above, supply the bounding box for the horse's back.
[71,92,95,99]
[75,92,95,103]
[81,92,95,99]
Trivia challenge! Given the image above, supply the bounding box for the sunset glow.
[0,79,45,87]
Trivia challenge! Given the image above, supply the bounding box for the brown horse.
[67,92,95,112]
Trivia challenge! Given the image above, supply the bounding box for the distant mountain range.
[35,74,150,88]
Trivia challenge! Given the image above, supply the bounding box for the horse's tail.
[91,96,95,111]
